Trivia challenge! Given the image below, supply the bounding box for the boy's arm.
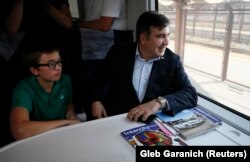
[10,107,80,140]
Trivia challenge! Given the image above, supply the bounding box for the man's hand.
[127,99,161,122]
[91,101,107,118]
[66,108,78,120]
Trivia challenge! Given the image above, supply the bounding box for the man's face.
[139,26,170,60]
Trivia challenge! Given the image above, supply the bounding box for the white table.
[0,113,247,162]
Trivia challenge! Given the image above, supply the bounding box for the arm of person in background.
[10,107,80,140]
[5,0,24,36]
[78,0,124,31]
[44,1,73,29]
[78,16,115,32]
[6,0,73,35]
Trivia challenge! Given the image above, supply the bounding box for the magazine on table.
[120,121,187,148]
[156,106,221,139]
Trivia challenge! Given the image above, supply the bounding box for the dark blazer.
[91,42,197,116]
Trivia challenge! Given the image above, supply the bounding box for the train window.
[157,0,250,119]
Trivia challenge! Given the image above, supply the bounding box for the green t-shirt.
[12,74,72,121]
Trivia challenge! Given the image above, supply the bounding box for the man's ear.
[30,67,38,76]
[140,33,147,45]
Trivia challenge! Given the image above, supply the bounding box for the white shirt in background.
[82,0,127,30]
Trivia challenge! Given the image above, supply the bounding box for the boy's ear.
[30,67,38,76]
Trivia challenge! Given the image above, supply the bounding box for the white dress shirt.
[132,46,160,102]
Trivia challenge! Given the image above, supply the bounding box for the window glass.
[158,0,250,118]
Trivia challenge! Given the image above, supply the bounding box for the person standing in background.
[78,0,128,60]
[6,0,73,36]
[77,0,130,120]
[78,0,127,32]
[6,0,82,85]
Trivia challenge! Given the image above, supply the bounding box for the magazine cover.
[156,106,221,139]
[191,107,222,126]
[120,122,187,148]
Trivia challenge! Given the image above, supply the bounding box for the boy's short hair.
[21,39,59,68]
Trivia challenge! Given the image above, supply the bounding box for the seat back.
[114,30,134,44]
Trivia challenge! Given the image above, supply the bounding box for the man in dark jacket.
[90,11,197,122]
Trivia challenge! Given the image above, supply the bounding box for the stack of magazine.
[120,106,222,147]
[156,106,222,139]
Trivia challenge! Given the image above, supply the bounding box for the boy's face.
[33,51,62,82]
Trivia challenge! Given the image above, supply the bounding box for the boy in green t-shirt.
[10,44,80,140]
